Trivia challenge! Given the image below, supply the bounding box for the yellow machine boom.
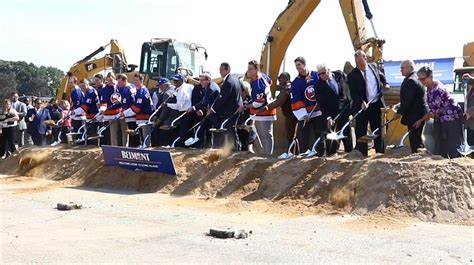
[56,39,128,101]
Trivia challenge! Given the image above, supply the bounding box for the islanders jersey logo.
[255,92,266,104]
[110,92,122,104]
[304,85,316,102]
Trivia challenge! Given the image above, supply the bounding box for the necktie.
[328,80,338,95]
[363,69,369,102]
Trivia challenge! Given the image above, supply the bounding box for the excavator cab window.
[139,40,198,80]
[172,42,196,76]
[166,44,178,78]
[139,41,168,80]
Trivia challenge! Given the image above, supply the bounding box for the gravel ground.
[1,182,473,264]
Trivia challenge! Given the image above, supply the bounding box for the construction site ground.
[0,146,473,263]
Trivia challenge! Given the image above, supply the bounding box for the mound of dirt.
[1,146,472,224]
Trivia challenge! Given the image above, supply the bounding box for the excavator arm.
[56,39,128,100]
[259,0,385,86]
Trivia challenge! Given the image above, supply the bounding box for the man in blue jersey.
[69,76,85,133]
[290,56,326,156]
[121,74,153,148]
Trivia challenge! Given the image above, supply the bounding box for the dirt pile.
[0,145,472,224]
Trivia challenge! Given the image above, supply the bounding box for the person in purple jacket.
[414,66,463,158]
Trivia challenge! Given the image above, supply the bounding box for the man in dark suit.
[393,60,428,153]
[207,62,243,148]
[187,72,220,148]
[347,50,388,156]
[26,98,51,146]
[315,64,353,155]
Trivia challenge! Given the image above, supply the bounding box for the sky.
[0,0,472,80]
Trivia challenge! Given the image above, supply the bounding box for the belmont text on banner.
[101,145,176,175]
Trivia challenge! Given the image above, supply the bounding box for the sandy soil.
[0,144,472,224]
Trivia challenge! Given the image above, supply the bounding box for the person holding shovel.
[347,50,388,156]
[392,60,428,153]
[290,56,325,156]
[462,73,474,146]
[243,60,276,155]
[315,63,353,155]
[414,66,463,158]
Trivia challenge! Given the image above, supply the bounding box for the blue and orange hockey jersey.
[118,84,136,122]
[123,86,153,123]
[70,86,85,120]
[99,84,122,118]
[249,73,276,121]
[80,87,99,120]
[290,70,321,121]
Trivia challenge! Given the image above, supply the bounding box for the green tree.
[0,73,18,100]
[0,60,64,98]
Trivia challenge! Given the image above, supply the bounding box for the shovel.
[458,80,474,156]
[300,137,323,158]
[278,103,320,159]
[184,95,222,146]
[209,112,239,133]
[184,118,209,146]
[357,118,396,143]
[396,128,412,148]
[327,91,382,141]
[149,94,175,123]
[50,117,70,146]
[50,129,63,146]
[302,102,351,157]
[233,114,256,131]
[278,123,301,160]
[70,103,120,144]
[161,136,181,149]
[170,114,211,148]
[159,112,187,130]
[277,138,299,159]
[457,128,474,156]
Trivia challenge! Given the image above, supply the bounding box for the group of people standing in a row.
[0,93,70,159]
[394,61,474,158]
[1,49,473,159]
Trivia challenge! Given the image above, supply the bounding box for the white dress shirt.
[167,83,193,111]
[361,67,379,103]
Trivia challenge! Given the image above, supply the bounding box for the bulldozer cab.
[139,38,206,81]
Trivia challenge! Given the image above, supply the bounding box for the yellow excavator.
[56,39,131,101]
[260,0,385,80]
[258,0,407,150]
[56,38,208,101]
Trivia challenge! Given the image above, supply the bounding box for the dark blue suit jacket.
[26,108,51,135]
[347,63,387,114]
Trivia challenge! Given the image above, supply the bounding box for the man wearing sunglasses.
[315,64,353,155]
